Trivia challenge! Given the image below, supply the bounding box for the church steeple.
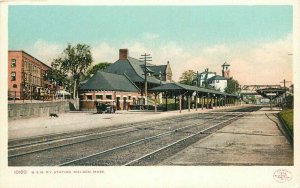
[221,62,230,78]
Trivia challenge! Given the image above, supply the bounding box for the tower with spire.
[221,62,230,78]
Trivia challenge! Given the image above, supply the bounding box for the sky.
[8,5,293,85]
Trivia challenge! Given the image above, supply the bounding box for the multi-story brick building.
[8,51,53,100]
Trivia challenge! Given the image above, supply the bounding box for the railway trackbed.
[60,113,245,166]
[9,111,246,166]
[8,106,263,166]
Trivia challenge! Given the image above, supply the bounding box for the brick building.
[79,71,140,110]
[8,51,52,100]
[79,49,173,110]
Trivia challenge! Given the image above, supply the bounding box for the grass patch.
[279,109,293,134]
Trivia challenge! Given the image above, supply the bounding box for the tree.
[179,70,196,85]
[225,78,239,94]
[52,44,93,98]
[86,62,111,78]
[45,68,69,87]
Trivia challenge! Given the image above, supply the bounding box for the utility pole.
[280,79,291,108]
[196,71,199,87]
[159,71,162,86]
[139,53,152,105]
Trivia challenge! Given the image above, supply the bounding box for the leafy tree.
[45,68,69,87]
[225,78,239,94]
[52,44,93,98]
[286,95,294,108]
[86,62,111,78]
[179,70,196,85]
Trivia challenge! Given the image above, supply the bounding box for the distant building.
[8,51,52,100]
[207,75,228,92]
[194,70,217,87]
[194,62,231,92]
[221,62,230,78]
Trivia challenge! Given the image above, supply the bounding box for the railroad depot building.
[79,71,141,110]
[8,51,53,100]
[79,49,173,110]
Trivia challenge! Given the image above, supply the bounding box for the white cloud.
[165,34,293,85]
[91,42,117,64]
[27,40,64,66]
[121,42,152,58]
[26,34,292,86]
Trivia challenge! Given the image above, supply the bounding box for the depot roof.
[79,71,140,92]
[104,57,161,84]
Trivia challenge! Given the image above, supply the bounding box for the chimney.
[119,49,128,60]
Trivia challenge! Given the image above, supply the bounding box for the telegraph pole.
[280,79,291,108]
[140,53,152,105]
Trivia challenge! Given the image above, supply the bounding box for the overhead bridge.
[240,85,283,97]
[240,85,286,109]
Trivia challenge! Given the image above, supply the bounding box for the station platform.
[160,107,293,166]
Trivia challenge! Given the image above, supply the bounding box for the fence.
[8,91,69,103]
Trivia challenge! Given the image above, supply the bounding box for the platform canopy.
[149,82,237,97]
[256,88,286,99]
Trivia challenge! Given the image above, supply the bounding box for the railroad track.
[58,113,245,166]
[8,105,261,149]
[8,112,218,150]
[9,113,237,166]
[8,106,260,166]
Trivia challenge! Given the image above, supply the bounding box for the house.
[193,62,231,92]
[8,51,53,100]
[207,75,228,92]
[194,70,217,87]
[78,71,141,110]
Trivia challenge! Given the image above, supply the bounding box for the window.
[96,95,103,100]
[216,80,219,83]
[128,96,131,100]
[11,72,16,81]
[13,84,17,88]
[11,59,16,67]
[87,95,93,100]
[106,95,112,100]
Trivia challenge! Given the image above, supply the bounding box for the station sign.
[266,93,277,96]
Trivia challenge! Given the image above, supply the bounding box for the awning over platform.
[149,82,238,97]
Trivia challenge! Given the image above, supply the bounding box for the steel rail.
[8,113,210,150]
[8,118,181,150]
[9,114,220,158]
[57,113,237,166]
[8,129,139,158]
[123,113,246,166]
